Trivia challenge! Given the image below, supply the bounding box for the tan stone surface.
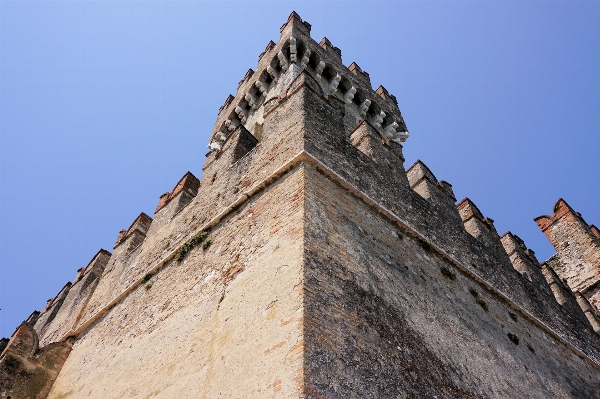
[536,199,600,312]
[48,166,306,398]
[34,250,111,347]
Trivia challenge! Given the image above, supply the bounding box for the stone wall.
[47,165,306,398]
[536,199,600,313]
[0,323,72,399]
[303,163,600,398]
[33,250,111,347]
[296,79,600,362]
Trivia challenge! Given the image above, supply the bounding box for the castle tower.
[535,199,600,325]
[2,12,600,398]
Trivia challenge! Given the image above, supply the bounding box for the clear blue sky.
[1,1,599,339]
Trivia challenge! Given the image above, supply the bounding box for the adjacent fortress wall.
[48,165,306,398]
[295,73,599,361]
[303,163,599,398]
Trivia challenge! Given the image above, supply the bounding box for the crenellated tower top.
[206,11,409,156]
[535,198,600,318]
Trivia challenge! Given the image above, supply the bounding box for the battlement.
[114,212,153,248]
[407,160,457,203]
[348,62,371,85]
[457,197,486,224]
[457,197,501,240]
[535,198,579,232]
[207,12,408,162]
[30,248,112,347]
[73,248,111,283]
[0,322,73,398]
[40,282,71,314]
[280,11,311,38]
[155,171,200,213]
[575,291,600,332]
[500,232,537,262]
[591,224,600,240]
[318,37,342,59]
[500,232,545,284]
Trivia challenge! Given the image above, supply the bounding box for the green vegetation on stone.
[418,238,432,251]
[508,333,520,345]
[476,299,489,312]
[176,230,210,262]
[440,266,456,280]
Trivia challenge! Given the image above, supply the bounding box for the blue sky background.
[1,1,598,339]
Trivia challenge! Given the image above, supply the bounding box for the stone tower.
[2,12,600,399]
[535,199,600,332]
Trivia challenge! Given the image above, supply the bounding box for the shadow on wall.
[0,322,73,399]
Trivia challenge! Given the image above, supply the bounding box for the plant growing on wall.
[507,333,520,345]
[440,266,456,280]
[419,238,432,251]
[176,230,210,262]
[476,299,489,312]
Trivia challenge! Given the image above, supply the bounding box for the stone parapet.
[154,172,200,214]
[33,249,111,346]
[0,323,73,399]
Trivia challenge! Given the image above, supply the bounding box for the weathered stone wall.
[47,165,306,398]
[349,121,409,188]
[154,171,200,214]
[10,11,600,398]
[536,199,600,312]
[576,292,600,333]
[501,233,544,286]
[542,256,581,309]
[0,323,72,399]
[73,60,309,335]
[499,232,597,329]
[407,160,459,222]
[75,225,149,326]
[34,250,111,347]
[295,78,600,361]
[303,163,600,398]
[32,283,72,341]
